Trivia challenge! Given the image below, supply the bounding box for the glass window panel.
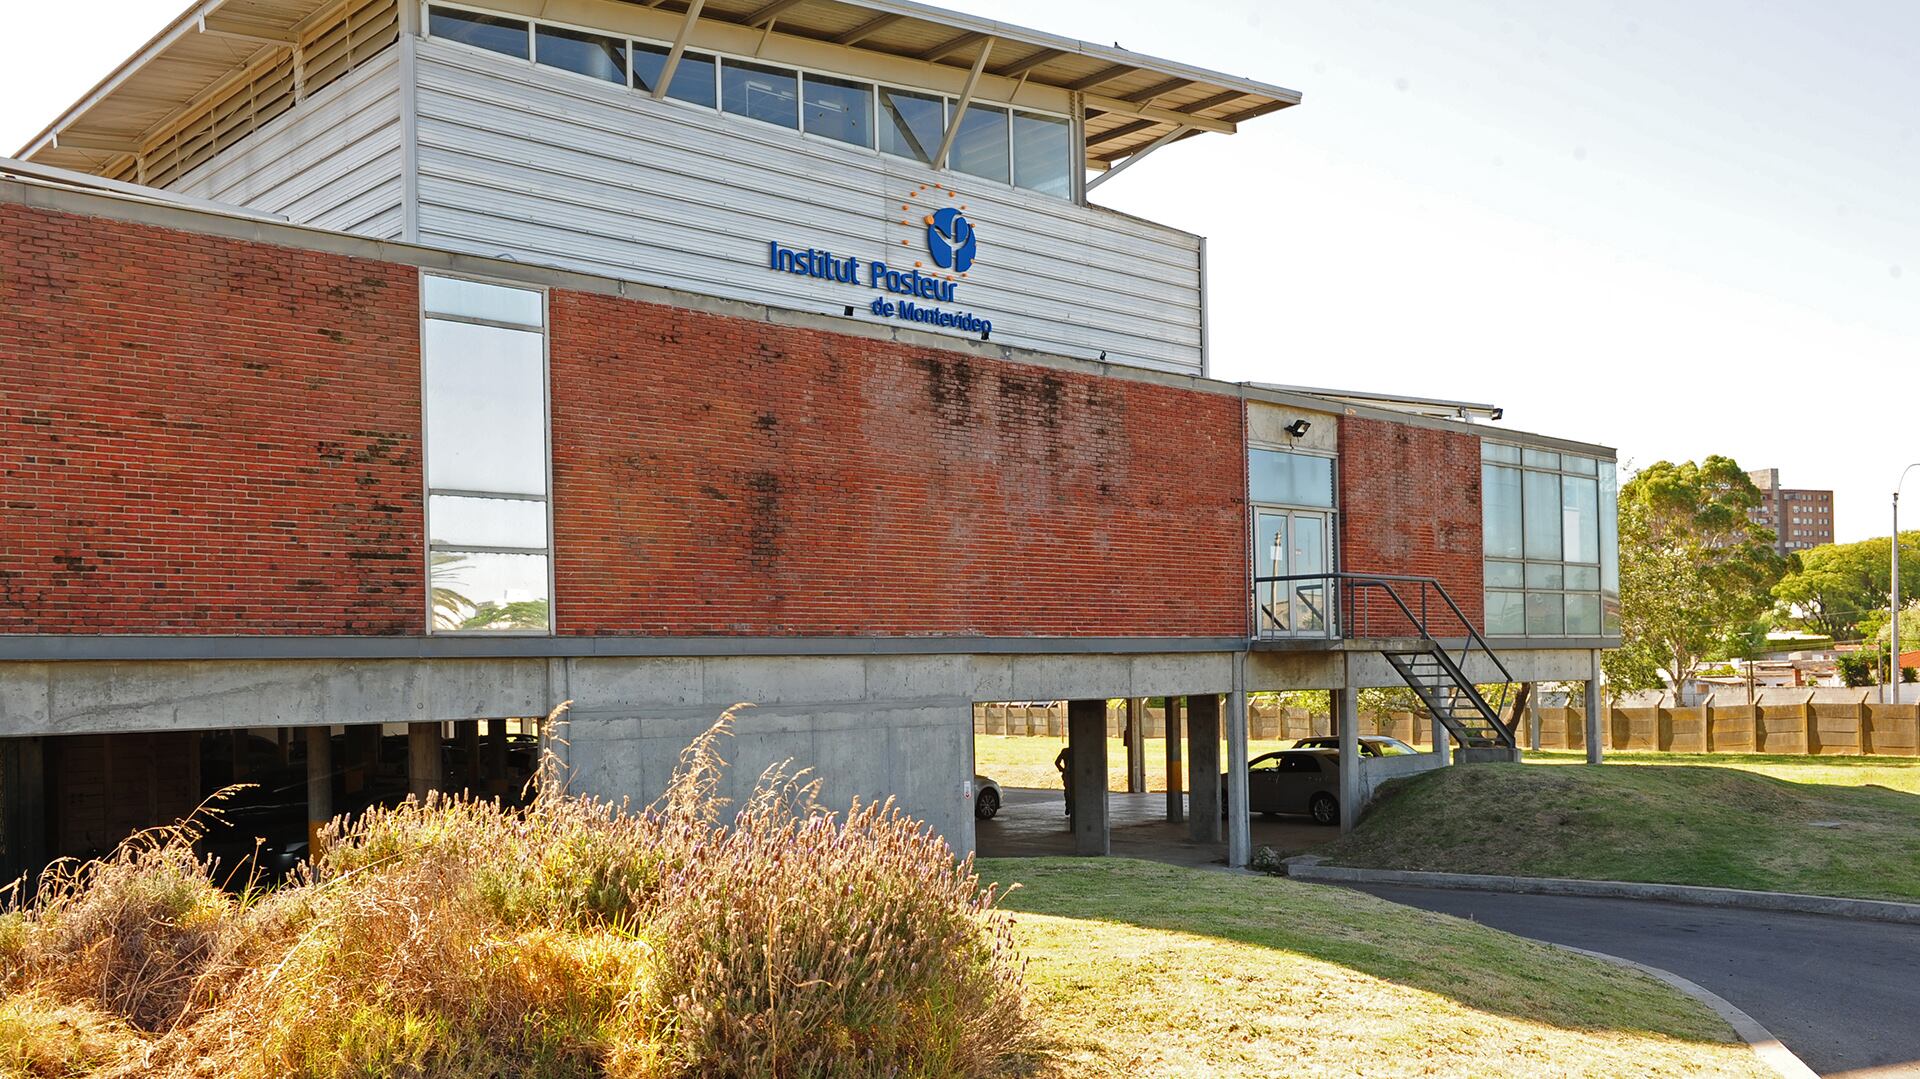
[1486,561,1523,588]
[632,43,717,107]
[722,59,798,128]
[1290,454,1334,508]
[428,7,529,59]
[1566,565,1601,590]
[1291,515,1328,633]
[1564,455,1598,475]
[1525,592,1565,635]
[429,495,548,549]
[1565,594,1602,635]
[535,25,626,84]
[1482,442,1521,463]
[431,551,550,632]
[423,276,543,327]
[1522,448,1561,470]
[802,74,873,148]
[1482,464,1523,559]
[1562,475,1600,563]
[1600,460,1620,607]
[423,319,548,496]
[1523,470,1562,561]
[950,103,1009,184]
[1011,110,1071,198]
[878,86,944,165]
[1486,591,1525,635]
[1525,563,1563,590]
[1255,512,1288,634]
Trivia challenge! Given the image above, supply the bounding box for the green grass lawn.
[1527,748,1920,795]
[974,736,1300,793]
[981,858,1769,1078]
[1320,759,1920,901]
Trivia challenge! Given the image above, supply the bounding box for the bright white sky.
[2,1,1914,542]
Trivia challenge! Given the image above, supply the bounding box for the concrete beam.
[1067,699,1108,856]
[1186,694,1221,844]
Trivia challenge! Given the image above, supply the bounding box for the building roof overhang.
[20,0,1302,178]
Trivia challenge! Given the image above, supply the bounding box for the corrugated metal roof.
[21,0,1299,177]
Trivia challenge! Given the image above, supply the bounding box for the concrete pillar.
[408,722,442,801]
[1066,699,1109,856]
[304,726,333,851]
[485,719,511,795]
[1226,656,1251,869]
[1186,694,1222,844]
[1525,682,1541,752]
[1164,697,1185,823]
[1431,711,1452,766]
[1337,685,1361,833]
[1124,698,1146,794]
[1,738,47,884]
[456,720,480,792]
[1585,650,1605,764]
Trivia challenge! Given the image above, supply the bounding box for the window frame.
[1483,441,1614,640]
[419,269,556,637]
[420,1,1078,201]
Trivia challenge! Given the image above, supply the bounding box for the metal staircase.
[1253,571,1521,750]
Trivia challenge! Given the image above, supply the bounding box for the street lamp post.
[1892,465,1920,704]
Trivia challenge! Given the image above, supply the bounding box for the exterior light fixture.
[1284,419,1312,438]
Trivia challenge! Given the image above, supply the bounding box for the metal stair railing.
[1252,571,1521,748]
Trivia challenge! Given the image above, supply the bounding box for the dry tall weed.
[0,705,1029,1078]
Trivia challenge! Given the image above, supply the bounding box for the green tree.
[1774,533,1920,641]
[1603,457,1787,693]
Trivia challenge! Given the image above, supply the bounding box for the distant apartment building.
[1747,469,1835,553]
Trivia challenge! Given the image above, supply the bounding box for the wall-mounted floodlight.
[1284,419,1312,439]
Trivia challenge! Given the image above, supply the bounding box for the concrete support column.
[1526,682,1541,752]
[1,738,47,884]
[1431,712,1452,766]
[1186,694,1222,844]
[304,726,333,850]
[1585,650,1605,765]
[1226,657,1251,868]
[408,722,442,801]
[485,719,511,795]
[1164,697,1185,823]
[1337,685,1361,833]
[456,720,480,792]
[1066,699,1109,856]
[1124,698,1146,794]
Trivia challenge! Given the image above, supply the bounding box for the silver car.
[973,774,1003,819]
[1223,749,1342,825]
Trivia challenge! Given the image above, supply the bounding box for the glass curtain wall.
[1482,443,1619,637]
[422,275,553,633]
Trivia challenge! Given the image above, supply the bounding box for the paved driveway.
[978,787,1335,867]
[1344,884,1920,1077]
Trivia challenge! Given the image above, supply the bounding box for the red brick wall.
[0,205,424,634]
[1338,417,1483,636]
[549,293,1248,636]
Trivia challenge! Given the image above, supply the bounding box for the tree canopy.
[1602,457,1788,693]
[1772,532,1920,641]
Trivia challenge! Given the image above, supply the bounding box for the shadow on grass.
[979,855,1739,1045]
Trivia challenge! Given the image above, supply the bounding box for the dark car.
[1222,749,1342,825]
[1291,735,1421,757]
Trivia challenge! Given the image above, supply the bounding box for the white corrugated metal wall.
[170,50,406,239]
[411,38,1206,375]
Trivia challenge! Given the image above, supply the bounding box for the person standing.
[1054,745,1073,818]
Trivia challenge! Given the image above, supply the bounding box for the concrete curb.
[1281,859,1920,925]
[1547,943,1818,1079]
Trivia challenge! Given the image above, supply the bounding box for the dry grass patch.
[985,858,1771,1079]
[0,709,1027,1078]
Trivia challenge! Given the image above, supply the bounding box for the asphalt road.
[1343,884,1920,1077]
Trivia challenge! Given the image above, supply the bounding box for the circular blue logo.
[926,207,977,273]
